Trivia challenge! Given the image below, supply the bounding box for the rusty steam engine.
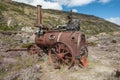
[7,5,88,69]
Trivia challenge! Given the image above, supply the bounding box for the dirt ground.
[0,31,120,80]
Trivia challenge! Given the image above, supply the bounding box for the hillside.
[0,27,120,80]
[0,0,120,80]
[0,0,120,34]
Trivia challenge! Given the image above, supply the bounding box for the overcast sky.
[12,0,120,25]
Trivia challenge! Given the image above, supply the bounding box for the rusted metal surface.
[34,5,88,69]
[0,30,34,35]
[6,5,88,69]
[6,48,28,52]
[36,5,42,27]
[35,31,88,68]
[27,44,41,55]
[6,44,41,55]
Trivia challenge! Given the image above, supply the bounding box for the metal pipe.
[36,5,42,27]
[6,48,28,52]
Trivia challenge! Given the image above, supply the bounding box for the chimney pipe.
[36,5,42,27]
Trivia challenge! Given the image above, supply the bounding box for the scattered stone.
[111,40,117,43]
[21,26,34,32]
[113,31,120,36]
[88,36,98,42]
[115,69,120,78]
[54,65,61,69]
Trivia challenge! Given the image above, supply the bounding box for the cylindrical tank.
[35,31,86,55]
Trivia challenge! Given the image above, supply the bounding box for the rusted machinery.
[7,5,88,69]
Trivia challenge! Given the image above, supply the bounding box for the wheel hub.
[57,53,64,59]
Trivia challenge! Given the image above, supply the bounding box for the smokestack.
[36,5,42,27]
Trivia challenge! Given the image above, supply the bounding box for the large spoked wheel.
[48,42,75,69]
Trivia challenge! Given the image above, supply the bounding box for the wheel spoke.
[63,51,69,55]
[61,58,69,65]
[65,56,72,59]
[54,44,60,53]
[48,42,74,69]
[58,59,61,64]
[54,45,59,53]
[51,48,57,54]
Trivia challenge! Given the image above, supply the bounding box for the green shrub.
[0,3,8,11]
[0,26,17,31]
[87,41,97,46]
[21,43,33,48]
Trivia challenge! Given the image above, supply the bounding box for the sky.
[12,0,120,25]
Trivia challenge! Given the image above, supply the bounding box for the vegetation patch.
[0,26,17,31]
[87,41,97,46]
[0,3,8,11]
[21,43,33,48]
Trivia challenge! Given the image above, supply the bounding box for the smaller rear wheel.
[27,44,40,55]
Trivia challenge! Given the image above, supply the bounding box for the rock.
[21,26,34,32]
[35,64,42,70]
[111,40,117,43]
[115,69,120,78]
[97,32,109,37]
[15,31,36,43]
[7,17,12,27]
[29,34,36,43]
[88,36,98,42]
[113,31,120,36]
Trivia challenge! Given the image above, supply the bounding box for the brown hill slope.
[0,0,120,34]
